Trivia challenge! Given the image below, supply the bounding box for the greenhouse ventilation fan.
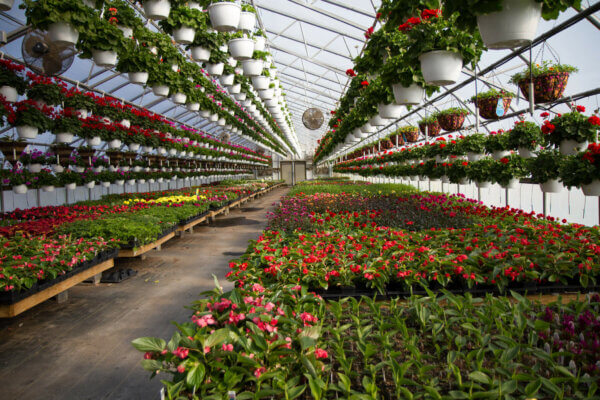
[219,131,231,143]
[302,107,324,130]
[22,30,76,76]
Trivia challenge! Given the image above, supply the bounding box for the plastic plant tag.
[496,97,505,117]
[228,392,236,399]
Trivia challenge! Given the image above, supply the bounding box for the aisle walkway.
[0,187,287,400]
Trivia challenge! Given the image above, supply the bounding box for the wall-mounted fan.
[22,30,76,76]
[302,108,324,130]
[219,131,231,143]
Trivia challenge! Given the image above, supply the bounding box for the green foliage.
[509,60,578,84]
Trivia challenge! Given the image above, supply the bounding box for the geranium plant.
[11,100,53,130]
[20,0,89,31]
[459,133,487,154]
[507,120,543,150]
[26,75,65,106]
[484,130,510,153]
[528,149,563,183]
[543,106,598,146]
[559,143,600,188]
[0,59,27,95]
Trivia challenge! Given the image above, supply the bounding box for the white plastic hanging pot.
[477,0,542,49]
[41,185,55,192]
[52,164,64,173]
[0,0,14,11]
[251,75,269,90]
[85,181,96,189]
[48,21,79,46]
[518,147,537,158]
[13,184,27,194]
[582,180,600,196]
[559,139,588,155]
[169,148,177,156]
[369,115,387,126]
[206,63,225,76]
[228,37,255,60]
[173,25,195,44]
[28,163,42,173]
[492,150,510,160]
[152,84,170,97]
[199,110,211,118]
[86,136,101,147]
[220,74,235,86]
[157,177,164,183]
[128,71,149,85]
[217,117,226,126]
[259,89,274,100]
[128,143,140,151]
[114,179,125,186]
[148,178,155,184]
[171,92,187,104]
[254,36,266,52]
[238,11,256,31]
[102,181,111,188]
[187,102,200,111]
[234,92,247,101]
[540,179,562,193]
[117,25,133,38]
[108,139,122,149]
[76,109,88,119]
[65,182,77,190]
[419,50,463,86]
[16,125,38,139]
[378,103,403,119]
[188,1,201,10]
[228,84,241,94]
[208,2,242,32]
[143,0,171,20]
[93,166,104,173]
[467,152,484,162]
[138,179,146,184]
[0,85,18,102]
[501,178,519,189]
[242,59,264,76]
[55,132,74,144]
[73,166,85,173]
[475,181,491,189]
[191,46,211,62]
[142,145,153,152]
[392,83,425,105]
[360,123,376,134]
[92,50,118,68]
[209,113,219,122]
[126,179,136,185]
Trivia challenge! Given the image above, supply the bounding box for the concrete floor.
[0,187,286,400]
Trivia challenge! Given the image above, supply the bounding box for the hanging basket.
[0,85,18,102]
[517,72,570,103]
[475,96,512,120]
[0,0,14,11]
[191,46,211,62]
[0,141,28,163]
[380,139,394,150]
[404,128,420,143]
[208,2,242,32]
[143,0,171,20]
[476,0,542,50]
[389,134,405,147]
[128,71,149,85]
[92,50,118,68]
[392,83,425,106]
[582,180,600,196]
[438,113,466,132]
[419,121,441,137]
[238,11,256,31]
[228,37,255,61]
[48,21,79,46]
[418,50,463,86]
[173,26,196,44]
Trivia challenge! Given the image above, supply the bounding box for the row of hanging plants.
[314,0,581,163]
[15,0,294,153]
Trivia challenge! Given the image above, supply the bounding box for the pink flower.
[173,347,189,359]
[254,367,266,378]
[222,343,234,351]
[177,364,186,373]
[315,348,328,359]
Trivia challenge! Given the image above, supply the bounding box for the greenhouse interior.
[1,0,600,398]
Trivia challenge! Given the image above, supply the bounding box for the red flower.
[361,80,369,87]
[576,105,586,113]
[588,115,600,126]
[330,110,336,115]
[346,69,357,77]
[541,120,555,134]
[500,157,510,164]
[364,26,375,39]
[420,9,441,20]
[540,112,550,118]
[315,348,328,359]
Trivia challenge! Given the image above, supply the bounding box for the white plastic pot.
[128,143,140,151]
[378,103,403,119]
[206,63,225,76]
[220,74,235,86]
[92,50,118,68]
[65,182,77,190]
[217,117,226,126]
[477,0,542,49]
[209,113,219,122]
[93,166,103,173]
[501,178,519,189]
[492,150,510,160]
[171,92,187,104]
[143,0,171,20]
[251,75,270,90]
[467,152,484,162]
[392,83,425,105]
[128,71,149,85]
[85,181,96,189]
[138,179,146,184]
[102,181,111,188]
[191,46,211,62]
[242,59,264,77]
[0,85,18,102]
[73,166,85,173]
[475,181,492,189]
[169,148,177,156]
[173,26,196,44]
[234,92,247,101]
[116,180,125,186]
[559,139,588,156]
[126,179,136,185]
[52,164,64,173]
[117,25,133,38]
[360,123,376,134]
[582,180,600,196]
[108,139,122,149]
[55,132,74,144]
[0,0,14,12]
[228,84,241,94]
[518,147,537,158]
[208,2,241,32]
[142,146,154,153]
[13,184,27,194]
[540,179,562,193]
[48,21,79,46]
[187,102,200,111]
[188,1,201,10]
[27,163,42,173]
[152,85,170,97]
[86,136,101,146]
[41,185,55,192]
[369,115,387,127]
[419,50,463,86]
[133,166,142,172]
[199,110,212,118]
[254,36,266,52]
[258,89,274,100]
[76,109,88,119]
[228,37,255,60]
[238,11,256,31]
[16,125,38,139]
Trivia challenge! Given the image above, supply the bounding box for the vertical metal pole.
[543,192,547,216]
[529,45,535,116]
[477,187,481,203]
[36,189,42,208]
[474,66,480,132]
[505,188,509,208]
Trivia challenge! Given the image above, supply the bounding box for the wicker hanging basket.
[438,113,466,132]
[517,72,570,103]
[475,96,512,120]
[419,121,441,137]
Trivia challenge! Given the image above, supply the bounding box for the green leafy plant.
[528,149,563,183]
[116,40,157,74]
[544,108,598,146]
[78,17,126,56]
[509,60,578,85]
[507,120,543,150]
[158,6,204,33]
[466,157,495,183]
[470,88,514,102]
[11,101,52,130]
[103,0,142,30]
[0,60,27,94]
[435,107,469,117]
[485,131,510,153]
[27,81,64,106]
[559,143,600,187]
[20,0,90,31]
[459,133,487,153]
